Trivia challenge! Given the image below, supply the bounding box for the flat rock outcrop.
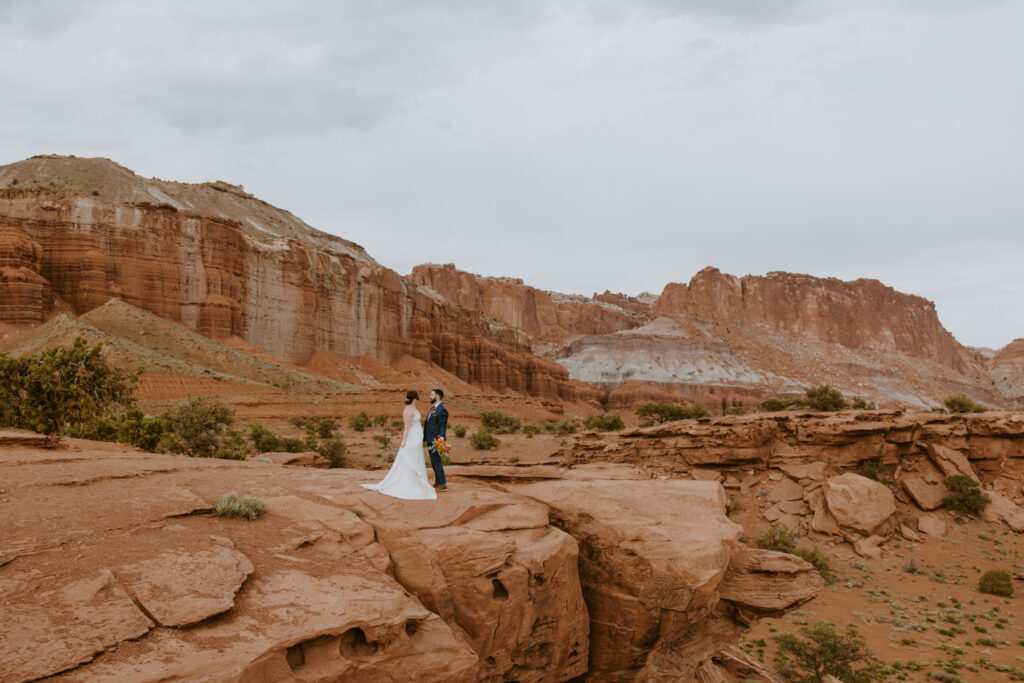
[0,434,820,681]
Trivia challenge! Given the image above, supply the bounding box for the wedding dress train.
[361,410,437,500]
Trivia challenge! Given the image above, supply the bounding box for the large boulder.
[718,548,825,621]
[980,490,1024,532]
[820,473,897,540]
[900,474,949,511]
[924,443,979,483]
[513,479,743,681]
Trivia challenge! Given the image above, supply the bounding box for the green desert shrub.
[943,394,988,413]
[856,458,890,483]
[755,524,831,579]
[851,397,876,410]
[373,413,389,428]
[583,413,625,432]
[805,385,847,411]
[372,420,403,450]
[760,396,807,412]
[522,424,539,438]
[723,406,746,416]
[774,621,886,683]
[348,412,371,432]
[480,411,521,434]
[540,419,579,435]
[249,423,285,453]
[0,337,138,444]
[452,424,468,438]
[316,437,347,468]
[942,475,991,516]
[304,416,339,439]
[156,397,242,459]
[978,569,1014,597]
[470,426,500,450]
[213,493,265,521]
[636,402,710,424]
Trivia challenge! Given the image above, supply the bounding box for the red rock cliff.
[410,263,646,343]
[654,266,981,373]
[0,156,598,402]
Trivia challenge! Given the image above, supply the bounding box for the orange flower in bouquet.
[433,436,453,454]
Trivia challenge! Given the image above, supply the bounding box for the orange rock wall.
[654,267,980,373]
[0,199,599,402]
[410,263,644,342]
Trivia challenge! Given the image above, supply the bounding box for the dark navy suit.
[423,401,448,486]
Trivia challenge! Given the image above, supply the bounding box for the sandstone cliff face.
[410,263,646,344]
[653,267,981,374]
[0,157,597,402]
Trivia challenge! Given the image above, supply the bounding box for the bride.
[361,390,437,500]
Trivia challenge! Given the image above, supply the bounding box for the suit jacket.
[423,402,448,448]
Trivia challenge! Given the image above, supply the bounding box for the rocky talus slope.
[0,431,818,683]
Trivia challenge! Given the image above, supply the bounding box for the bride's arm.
[399,408,412,448]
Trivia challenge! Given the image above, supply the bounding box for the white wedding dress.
[361,409,437,500]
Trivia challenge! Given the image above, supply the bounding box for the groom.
[423,388,448,492]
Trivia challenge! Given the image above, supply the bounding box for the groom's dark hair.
[433,388,444,399]
[405,390,419,405]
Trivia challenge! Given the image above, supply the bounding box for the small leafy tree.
[805,385,847,411]
[943,394,988,414]
[583,413,625,432]
[942,475,990,516]
[978,569,1013,597]
[774,621,885,683]
[452,424,468,438]
[0,337,138,444]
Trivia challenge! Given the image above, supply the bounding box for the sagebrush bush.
[249,423,285,453]
[348,412,371,432]
[942,474,990,516]
[470,426,500,450]
[480,411,521,434]
[805,385,847,411]
[775,621,885,683]
[452,424,468,438]
[213,493,265,521]
[157,397,242,459]
[943,394,988,413]
[540,419,579,435]
[978,569,1013,597]
[636,402,709,424]
[761,397,807,412]
[317,437,347,468]
[851,397,876,410]
[583,413,625,432]
[723,406,746,416]
[523,424,538,438]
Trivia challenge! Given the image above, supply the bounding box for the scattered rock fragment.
[924,443,978,483]
[900,475,949,511]
[979,490,1024,532]
[917,514,948,537]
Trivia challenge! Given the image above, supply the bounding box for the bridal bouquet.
[432,436,453,454]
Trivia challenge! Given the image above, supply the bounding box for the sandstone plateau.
[0,432,820,682]
[1,155,1021,414]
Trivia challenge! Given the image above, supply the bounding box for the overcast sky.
[1,0,1021,348]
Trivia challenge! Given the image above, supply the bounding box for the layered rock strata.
[0,156,596,402]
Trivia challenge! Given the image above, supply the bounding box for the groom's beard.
[430,398,437,404]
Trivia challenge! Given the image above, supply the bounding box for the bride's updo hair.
[405,390,419,405]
